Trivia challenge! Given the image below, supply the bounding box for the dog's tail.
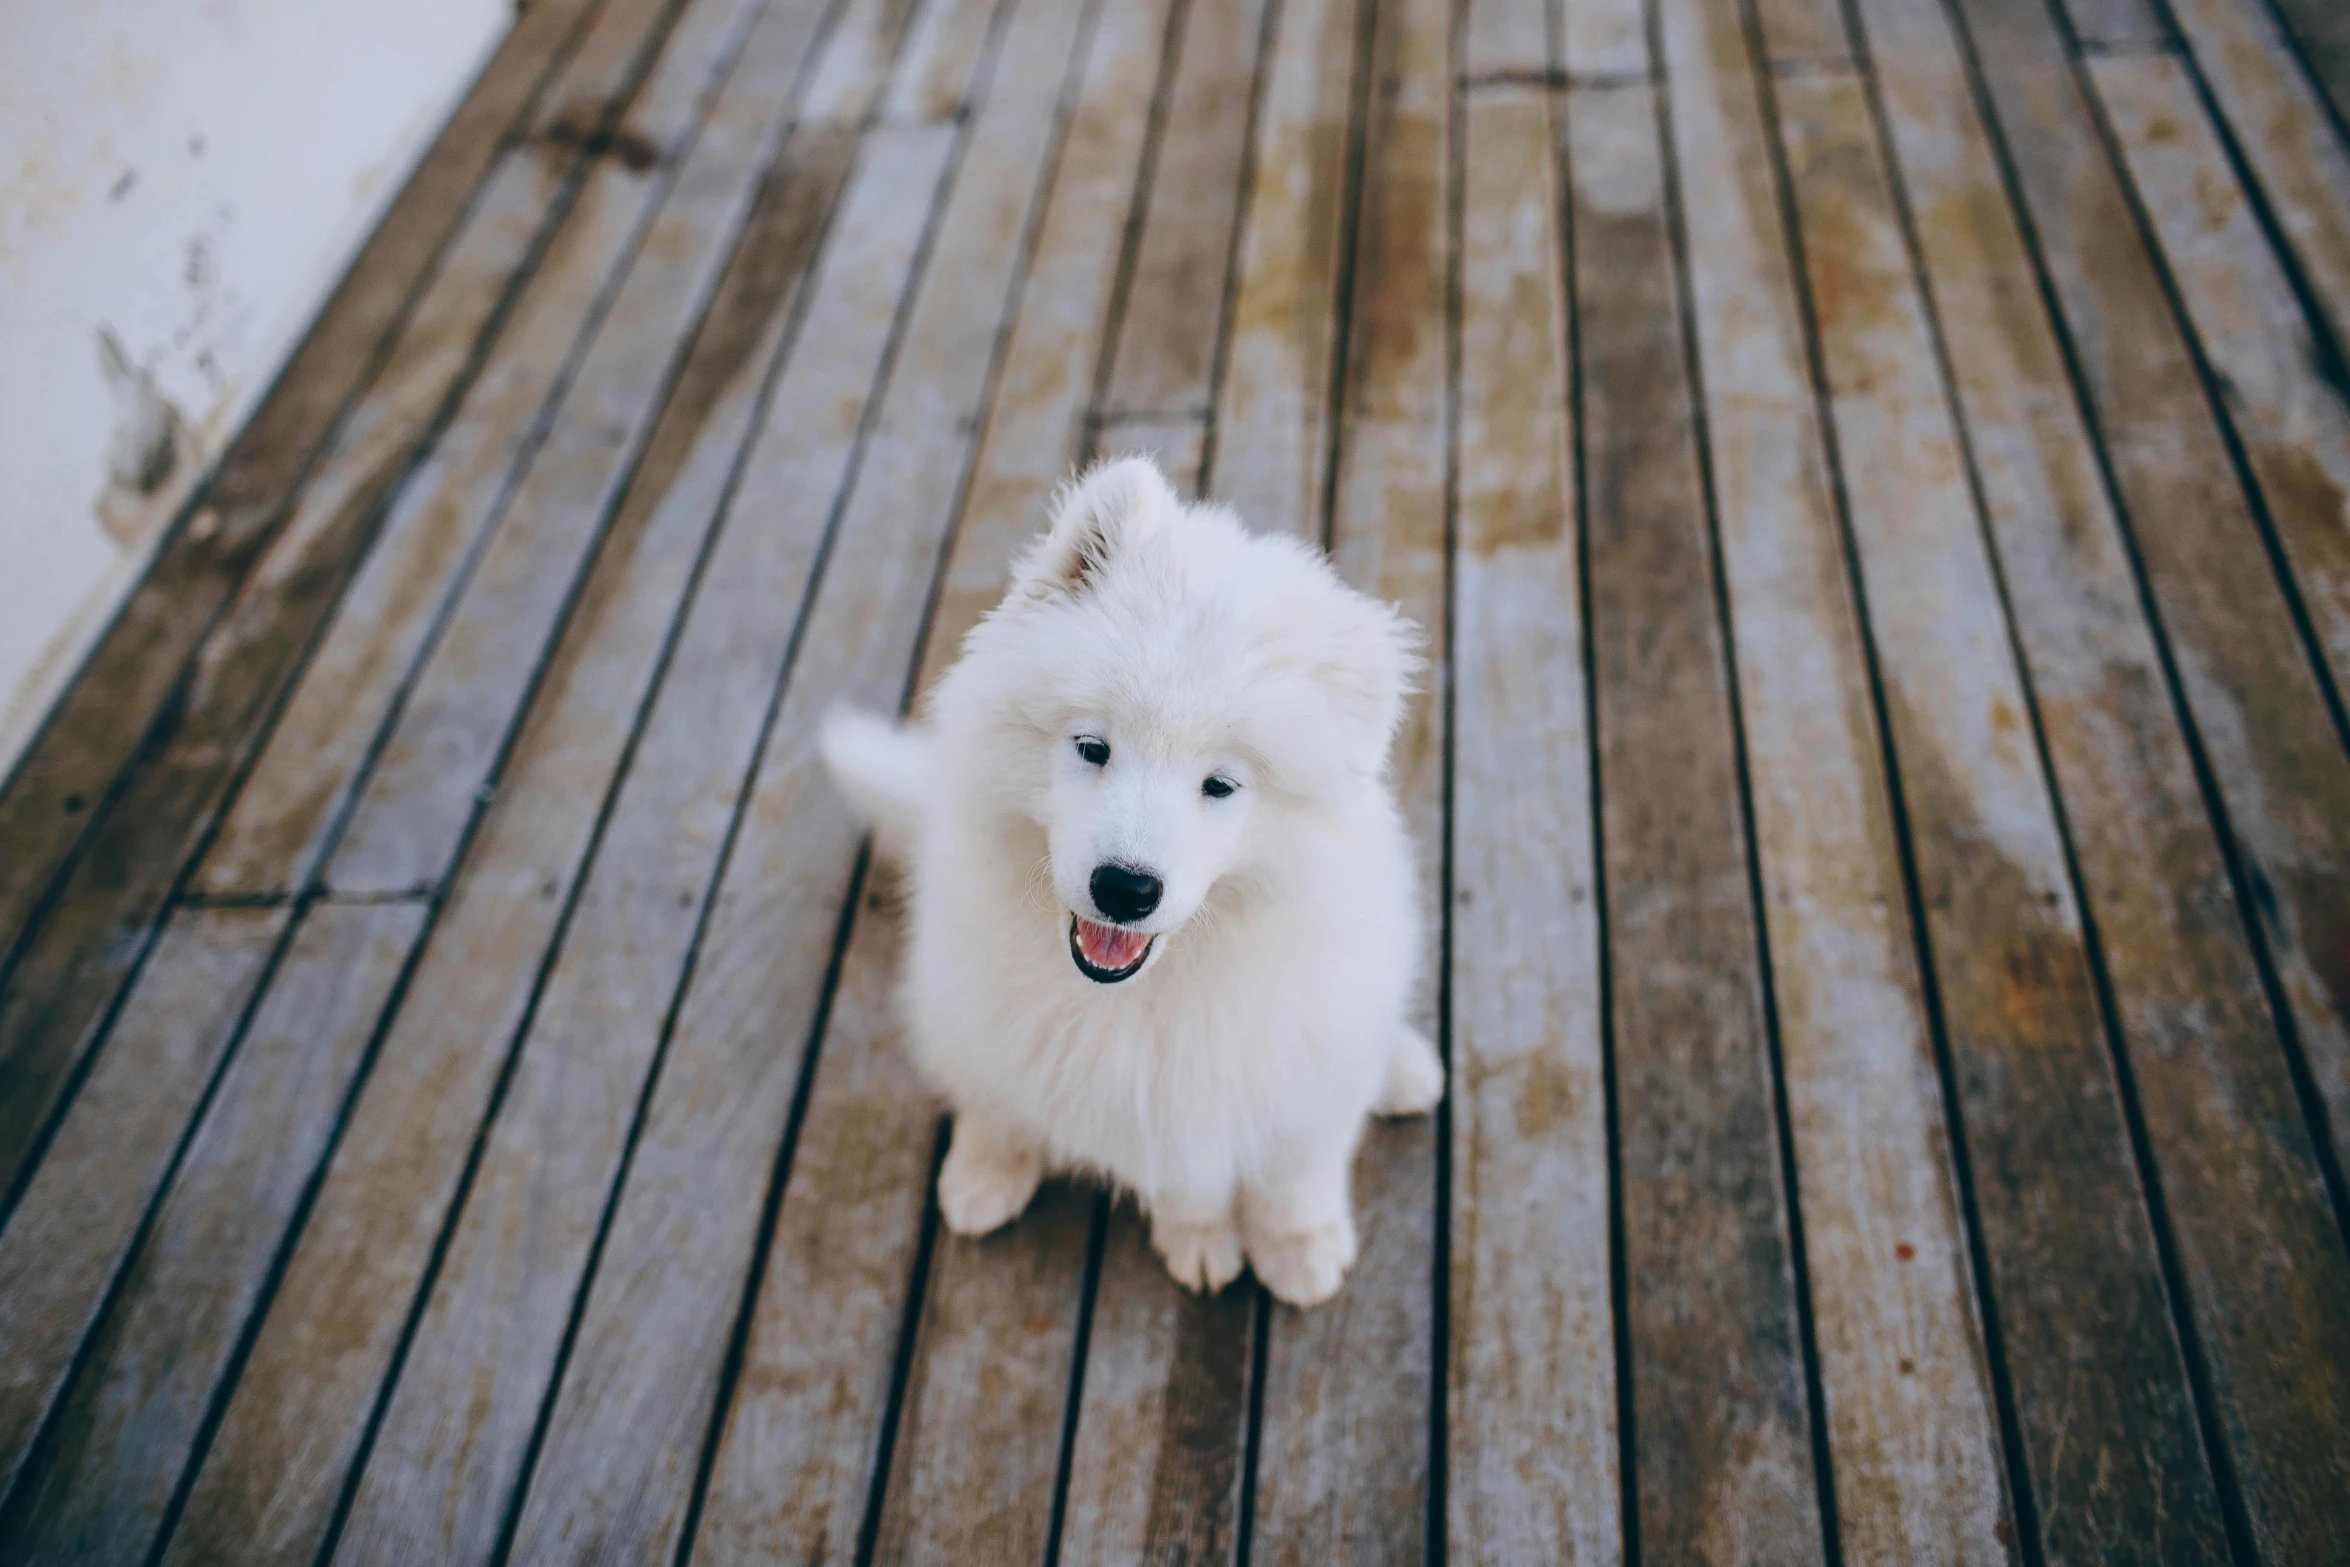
[819,706,931,860]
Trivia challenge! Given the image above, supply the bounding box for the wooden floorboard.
[1573,71,1826,1567]
[154,3,933,1560]
[1778,56,2230,1563]
[0,0,617,952]
[0,0,690,1216]
[6,0,2350,1559]
[1661,0,2015,1553]
[1446,69,1618,1567]
[1251,0,1442,1551]
[1,902,422,1567]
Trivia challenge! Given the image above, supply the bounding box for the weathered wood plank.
[883,0,1005,122]
[913,0,1188,688]
[190,24,774,897]
[0,908,284,1501]
[1867,0,2350,1552]
[1757,0,1852,69]
[194,0,858,899]
[0,0,608,949]
[346,1,1063,1558]
[1567,0,1646,79]
[1246,0,1448,1553]
[866,1188,1097,1567]
[1866,0,2350,1552]
[1465,0,1547,78]
[688,20,1205,1567]
[320,0,850,897]
[1447,80,1616,1567]
[500,91,1022,1555]
[1207,0,1366,539]
[2096,52,2350,843]
[1102,0,1271,418]
[0,0,688,1217]
[1952,0,2350,1215]
[1779,65,2232,1563]
[1099,415,1211,480]
[1056,1208,1253,1565]
[152,54,947,1567]
[680,868,945,1567]
[1572,78,1825,1566]
[2049,0,2167,52]
[2266,0,2350,132]
[2161,0,2350,362]
[0,902,422,1566]
[326,74,875,1567]
[1658,0,2017,1555]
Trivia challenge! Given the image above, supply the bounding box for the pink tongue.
[1076,917,1149,970]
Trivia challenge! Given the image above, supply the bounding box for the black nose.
[1090,863,1163,923]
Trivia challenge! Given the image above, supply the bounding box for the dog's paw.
[937,1133,1043,1237]
[1152,1216,1245,1294]
[1375,1026,1445,1117]
[1248,1220,1358,1308]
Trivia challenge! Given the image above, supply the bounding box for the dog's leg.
[1240,1135,1360,1307]
[1146,1185,1244,1294]
[1375,1024,1445,1116]
[937,1111,1045,1236]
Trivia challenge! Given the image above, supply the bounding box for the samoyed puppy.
[819,456,1441,1306]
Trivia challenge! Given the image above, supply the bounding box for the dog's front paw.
[937,1129,1043,1237]
[1376,1026,1445,1116]
[1248,1220,1357,1308]
[1152,1216,1245,1294]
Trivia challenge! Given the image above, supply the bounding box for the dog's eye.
[1075,737,1111,767]
[1202,775,1236,799]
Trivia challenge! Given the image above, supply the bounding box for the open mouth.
[1069,914,1154,984]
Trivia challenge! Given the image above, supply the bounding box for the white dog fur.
[820,456,1441,1306]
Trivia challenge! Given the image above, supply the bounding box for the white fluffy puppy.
[820,456,1441,1306]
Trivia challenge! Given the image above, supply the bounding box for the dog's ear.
[1014,457,1177,598]
[1308,589,1423,779]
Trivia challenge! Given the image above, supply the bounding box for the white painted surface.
[0,0,513,775]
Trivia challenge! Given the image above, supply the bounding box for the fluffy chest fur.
[899,800,1417,1199]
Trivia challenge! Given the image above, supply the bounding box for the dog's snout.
[1090,863,1163,923]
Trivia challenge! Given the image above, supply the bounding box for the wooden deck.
[2,0,2348,1557]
